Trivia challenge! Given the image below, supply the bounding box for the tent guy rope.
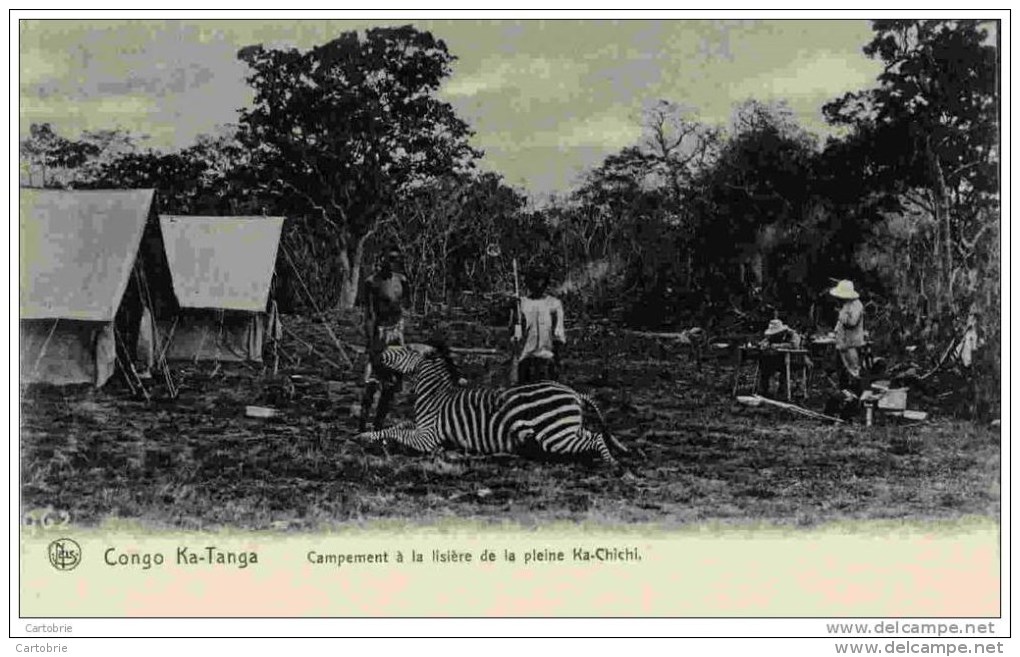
[281,243,353,367]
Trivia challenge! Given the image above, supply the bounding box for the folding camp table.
[731,345,810,401]
[807,339,875,388]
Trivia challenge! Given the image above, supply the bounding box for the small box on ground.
[245,405,278,418]
[877,388,908,411]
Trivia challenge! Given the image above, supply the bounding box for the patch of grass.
[18,315,1001,530]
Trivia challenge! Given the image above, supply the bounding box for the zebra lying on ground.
[354,343,628,466]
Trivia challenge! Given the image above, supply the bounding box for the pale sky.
[19,19,883,199]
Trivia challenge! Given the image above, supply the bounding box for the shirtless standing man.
[359,247,408,432]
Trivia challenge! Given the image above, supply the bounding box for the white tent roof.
[20,188,155,321]
[159,215,285,312]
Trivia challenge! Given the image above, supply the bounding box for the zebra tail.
[580,393,628,454]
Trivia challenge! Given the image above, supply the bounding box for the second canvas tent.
[147,215,285,365]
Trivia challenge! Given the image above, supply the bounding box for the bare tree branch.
[269,178,340,232]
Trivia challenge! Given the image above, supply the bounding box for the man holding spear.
[509,262,567,385]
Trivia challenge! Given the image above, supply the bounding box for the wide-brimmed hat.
[829,280,860,300]
[764,319,789,336]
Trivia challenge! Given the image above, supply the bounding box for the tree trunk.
[926,137,955,313]
[441,231,450,306]
[685,248,693,290]
[939,197,954,311]
[932,224,942,316]
[336,233,369,310]
[338,272,358,310]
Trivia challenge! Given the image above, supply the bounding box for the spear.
[512,258,523,341]
[507,258,524,385]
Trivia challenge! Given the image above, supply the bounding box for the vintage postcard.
[13,11,1006,645]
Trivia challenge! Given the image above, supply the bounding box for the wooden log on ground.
[746,394,844,423]
[450,347,501,355]
[347,343,499,356]
[624,330,696,340]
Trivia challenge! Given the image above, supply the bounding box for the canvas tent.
[152,215,284,363]
[20,188,165,387]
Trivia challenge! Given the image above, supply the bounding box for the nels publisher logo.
[48,538,82,572]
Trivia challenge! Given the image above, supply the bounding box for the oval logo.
[47,538,82,571]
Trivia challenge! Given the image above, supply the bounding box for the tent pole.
[159,319,178,399]
[281,323,343,370]
[156,315,178,365]
[157,321,178,399]
[136,266,177,398]
[31,319,59,377]
[268,299,280,376]
[193,323,211,364]
[213,310,225,362]
[272,333,280,376]
[119,357,138,397]
[115,327,150,402]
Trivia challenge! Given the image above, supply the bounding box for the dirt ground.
[19,312,1001,530]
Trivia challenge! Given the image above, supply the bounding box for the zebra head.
[377,341,464,389]
[377,346,425,375]
[418,341,463,387]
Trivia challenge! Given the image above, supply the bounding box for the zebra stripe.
[356,346,622,465]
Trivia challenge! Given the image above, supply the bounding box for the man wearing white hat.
[758,318,802,397]
[830,279,865,392]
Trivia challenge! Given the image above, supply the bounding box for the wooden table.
[809,339,875,382]
[732,345,810,401]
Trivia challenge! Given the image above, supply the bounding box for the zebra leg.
[580,393,628,454]
[356,423,442,454]
[355,421,414,448]
[578,429,617,467]
[584,431,637,478]
[358,382,379,433]
[373,383,398,430]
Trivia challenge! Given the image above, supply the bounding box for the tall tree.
[689,101,819,308]
[824,20,998,315]
[638,101,721,204]
[237,25,479,309]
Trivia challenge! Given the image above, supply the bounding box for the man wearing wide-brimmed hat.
[830,279,865,393]
[757,318,802,397]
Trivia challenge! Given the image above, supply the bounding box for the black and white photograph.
[14,14,1004,630]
